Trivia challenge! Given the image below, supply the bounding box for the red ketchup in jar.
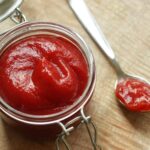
[0,35,88,115]
[116,78,150,112]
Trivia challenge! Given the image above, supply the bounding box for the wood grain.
[0,0,150,150]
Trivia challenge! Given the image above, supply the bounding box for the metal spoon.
[69,0,150,112]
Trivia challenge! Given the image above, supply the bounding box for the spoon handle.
[69,0,124,75]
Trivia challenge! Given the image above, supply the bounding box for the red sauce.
[0,35,88,115]
[116,78,150,112]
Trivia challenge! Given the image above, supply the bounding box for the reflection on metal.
[0,0,22,22]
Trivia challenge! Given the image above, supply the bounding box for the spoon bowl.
[115,73,150,112]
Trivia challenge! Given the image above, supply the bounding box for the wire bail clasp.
[10,8,27,24]
[56,107,102,150]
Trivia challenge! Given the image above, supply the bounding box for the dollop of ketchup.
[116,78,150,112]
[0,35,88,115]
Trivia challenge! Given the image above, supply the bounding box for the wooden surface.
[0,0,150,150]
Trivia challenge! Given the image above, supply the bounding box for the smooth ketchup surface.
[0,35,88,115]
[116,78,150,112]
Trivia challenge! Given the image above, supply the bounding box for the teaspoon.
[69,0,150,112]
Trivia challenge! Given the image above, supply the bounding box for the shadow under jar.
[0,22,96,142]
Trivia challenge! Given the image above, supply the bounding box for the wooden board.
[0,0,150,149]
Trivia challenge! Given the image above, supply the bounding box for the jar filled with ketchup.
[0,21,97,148]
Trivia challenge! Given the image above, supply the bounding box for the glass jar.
[0,22,98,149]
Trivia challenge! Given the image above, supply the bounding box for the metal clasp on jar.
[0,0,26,36]
[56,107,102,150]
[10,8,26,24]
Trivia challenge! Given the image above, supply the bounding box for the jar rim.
[0,21,96,125]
